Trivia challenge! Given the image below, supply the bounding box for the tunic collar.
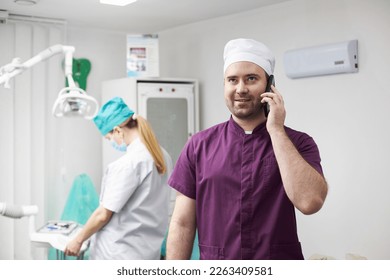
[228,116,267,137]
[126,136,141,152]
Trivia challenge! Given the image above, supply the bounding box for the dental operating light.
[0,44,99,120]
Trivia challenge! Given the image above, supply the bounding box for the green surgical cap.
[93,97,134,136]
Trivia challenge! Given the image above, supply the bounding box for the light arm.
[0,45,73,87]
[0,203,39,237]
[0,45,98,120]
[0,202,38,218]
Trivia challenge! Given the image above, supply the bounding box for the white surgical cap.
[223,38,275,76]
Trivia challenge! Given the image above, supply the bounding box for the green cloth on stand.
[48,173,99,260]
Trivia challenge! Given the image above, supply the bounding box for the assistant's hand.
[260,85,286,134]
[64,239,82,257]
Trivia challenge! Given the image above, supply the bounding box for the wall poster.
[127,34,159,77]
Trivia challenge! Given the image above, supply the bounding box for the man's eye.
[228,78,236,83]
[248,76,257,81]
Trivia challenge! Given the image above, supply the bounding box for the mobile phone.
[264,75,275,118]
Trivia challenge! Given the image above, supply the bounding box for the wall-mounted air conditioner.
[283,40,358,79]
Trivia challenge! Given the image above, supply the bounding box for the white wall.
[158,0,390,259]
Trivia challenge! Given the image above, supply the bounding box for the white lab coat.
[89,137,172,259]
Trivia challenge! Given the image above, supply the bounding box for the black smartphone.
[264,75,275,118]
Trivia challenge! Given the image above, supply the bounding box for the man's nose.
[236,80,248,94]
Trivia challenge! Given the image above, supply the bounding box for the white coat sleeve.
[101,159,152,213]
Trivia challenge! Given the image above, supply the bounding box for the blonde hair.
[124,116,166,174]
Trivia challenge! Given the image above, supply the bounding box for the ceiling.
[0,0,291,33]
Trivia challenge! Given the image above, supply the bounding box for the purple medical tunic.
[168,117,323,260]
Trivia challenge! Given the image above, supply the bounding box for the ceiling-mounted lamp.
[0,45,99,120]
[14,0,40,6]
[100,0,138,7]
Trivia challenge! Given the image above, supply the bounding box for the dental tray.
[37,220,78,235]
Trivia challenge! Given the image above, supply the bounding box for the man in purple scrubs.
[166,38,328,260]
